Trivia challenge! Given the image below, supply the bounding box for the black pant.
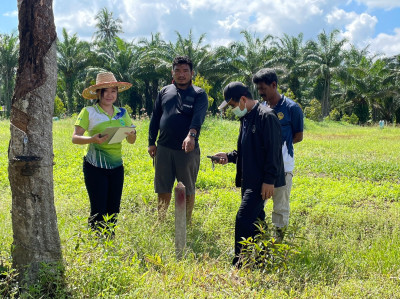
[233,187,265,265]
[83,158,124,228]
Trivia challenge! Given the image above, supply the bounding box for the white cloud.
[368,28,400,57]
[343,13,377,42]
[326,8,377,50]
[3,10,17,17]
[43,0,400,56]
[354,0,400,10]
[217,13,242,31]
[326,8,359,26]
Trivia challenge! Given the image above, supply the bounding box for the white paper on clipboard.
[100,126,136,144]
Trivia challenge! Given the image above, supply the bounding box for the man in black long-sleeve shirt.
[213,82,285,266]
[148,56,208,223]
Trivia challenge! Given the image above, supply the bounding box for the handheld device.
[207,155,221,162]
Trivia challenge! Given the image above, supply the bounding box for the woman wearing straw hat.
[72,72,136,234]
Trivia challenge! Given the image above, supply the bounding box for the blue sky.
[1,0,400,57]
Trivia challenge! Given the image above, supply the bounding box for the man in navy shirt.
[253,68,304,241]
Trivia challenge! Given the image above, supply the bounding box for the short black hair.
[224,82,252,103]
[172,55,193,71]
[252,68,278,85]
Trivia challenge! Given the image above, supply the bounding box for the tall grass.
[1,118,399,298]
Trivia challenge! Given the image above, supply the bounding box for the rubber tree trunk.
[8,0,62,285]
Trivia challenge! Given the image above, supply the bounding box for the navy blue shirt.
[269,96,303,172]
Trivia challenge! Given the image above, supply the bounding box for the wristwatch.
[188,132,196,138]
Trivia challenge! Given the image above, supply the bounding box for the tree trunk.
[66,75,75,114]
[322,77,330,117]
[8,0,62,285]
[144,80,153,115]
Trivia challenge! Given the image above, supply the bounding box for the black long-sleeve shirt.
[148,83,208,150]
[227,103,285,189]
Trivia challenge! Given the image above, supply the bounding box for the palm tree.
[337,48,396,122]
[93,7,123,44]
[383,54,400,121]
[217,30,276,96]
[95,37,143,111]
[0,32,19,117]
[57,28,92,114]
[137,33,172,114]
[273,33,306,103]
[173,30,212,77]
[305,29,347,116]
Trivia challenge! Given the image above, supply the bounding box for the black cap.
[218,82,250,110]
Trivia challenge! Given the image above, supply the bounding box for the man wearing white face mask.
[213,82,285,267]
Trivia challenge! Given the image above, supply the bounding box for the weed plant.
[1,118,400,298]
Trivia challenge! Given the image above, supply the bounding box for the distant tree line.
[1,7,399,123]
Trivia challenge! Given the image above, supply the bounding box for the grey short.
[154,144,200,195]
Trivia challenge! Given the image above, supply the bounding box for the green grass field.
[1,117,400,298]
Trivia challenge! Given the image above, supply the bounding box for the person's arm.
[214,152,228,165]
[262,113,283,185]
[261,113,283,200]
[72,126,108,145]
[189,89,208,134]
[291,104,304,144]
[182,89,208,152]
[226,150,238,164]
[148,90,163,147]
[293,131,303,144]
[125,129,136,144]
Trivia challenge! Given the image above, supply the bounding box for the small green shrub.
[341,113,359,125]
[123,104,133,117]
[238,220,299,272]
[193,74,215,108]
[54,96,66,118]
[223,106,238,121]
[329,108,341,121]
[349,113,359,125]
[0,263,19,298]
[25,262,67,298]
[304,98,322,121]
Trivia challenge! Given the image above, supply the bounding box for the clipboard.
[100,126,136,144]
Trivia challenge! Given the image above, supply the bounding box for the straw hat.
[82,72,132,99]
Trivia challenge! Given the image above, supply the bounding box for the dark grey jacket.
[227,103,285,189]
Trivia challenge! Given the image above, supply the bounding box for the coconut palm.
[93,7,123,44]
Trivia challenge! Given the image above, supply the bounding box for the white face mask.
[232,104,247,118]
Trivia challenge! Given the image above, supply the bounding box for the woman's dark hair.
[172,56,193,71]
